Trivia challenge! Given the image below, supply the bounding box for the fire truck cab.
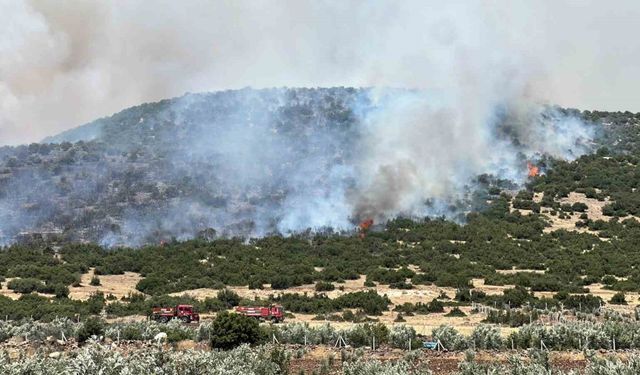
[152,304,200,323]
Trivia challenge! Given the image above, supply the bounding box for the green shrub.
[363,279,375,288]
[77,317,105,343]
[389,325,417,350]
[90,275,101,286]
[470,324,502,349]
[209,312,263,350]
[202,297,226,312]
[315,281,335,292]
[270,276,292,290]
[248,279,264,290]
[7,278,44,294]
[610,292,627,305]
[444,307,466,317]
[53,284,69,299]
[217,289,241,308]
[344,323,389,347]
[431,325,467,351]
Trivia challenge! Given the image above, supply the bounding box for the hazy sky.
[1,0,639,145]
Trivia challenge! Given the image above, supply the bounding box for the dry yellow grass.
[541,192,609,234]
[470,278,512,295]
[496,268,545,275]
[68,268,143,301]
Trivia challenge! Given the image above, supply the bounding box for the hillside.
[0,92,640,372]
[0,87,636,247]
[1,88,365,246]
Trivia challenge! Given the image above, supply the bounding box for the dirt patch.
[540,193,606,234]
[496,268,545,275]
[68,268,143,301]
[471,278,512,296]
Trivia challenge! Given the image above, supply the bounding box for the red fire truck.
[235,305,285,323]
[151,304,200,323]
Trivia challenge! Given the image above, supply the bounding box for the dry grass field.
[68,268,143,300]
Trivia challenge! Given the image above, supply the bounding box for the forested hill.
[1,88,365,246]
[0,87,637,246]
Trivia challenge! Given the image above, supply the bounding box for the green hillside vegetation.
[0,109,638,320]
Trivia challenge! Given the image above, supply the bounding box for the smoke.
[350,91,593,223]
[0,0,618,245]
[83,84,592,247]
[1,0,639,145]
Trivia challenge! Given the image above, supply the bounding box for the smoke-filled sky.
[1,0,639,146]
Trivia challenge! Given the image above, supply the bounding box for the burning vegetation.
[527,162,540,177]
[358,219,373,239]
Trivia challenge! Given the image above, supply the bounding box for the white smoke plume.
[0,0,627,245]
[1,0,639,145]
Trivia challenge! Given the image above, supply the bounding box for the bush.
[77,317,105,343]
[90,275,101,286]
[270,276,292,290]
[572,202,588,212]
[364,279,375,288]
[431,325,467,351]
[53,284,69,299]
[426,299,445,313]
[394,313,405,322]
[444,307,466,317]
[610,292,627,305]
[202,297,226,312]
[217,289,241,308]
[315,281,335,292]
[344,323,389,347]
[389,281,413,289]
[334,291,391,316]
[470,324,502,349]
[389,325,417,350]
[553,292,602,311]
[455,288,486,303]
[268,322,337,345]
[484,309,538,327]
[248,279,264,290]
[209,312,263,350]
[7,278,44,294]
[393,299,444,315]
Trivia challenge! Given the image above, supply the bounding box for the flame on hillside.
[527,162,539,177]
[359,219,373,239]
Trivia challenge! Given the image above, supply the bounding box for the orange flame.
[359,219,373,231]
[359,219,373,239]
[527,162,539,177]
